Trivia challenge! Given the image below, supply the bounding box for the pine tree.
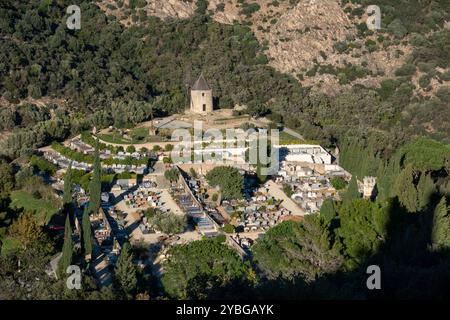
[82,208,92,260]
[63,161,73,205]
[416,173,436,210]
[431,197,450,251]
[115,242,137,295]
[343,175,360,202]
[89,140,101,214]
[59,214,73,275]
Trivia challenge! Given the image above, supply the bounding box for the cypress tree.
[82,208,92,260]
[115,242,137,296]
[63,161,73,205]
[431,197,450,251]
[393,164,418,213]
[320,198,336,222]
[417,173,436,210]
[59,214,73,275]
[343,176,360,202]
[89,139,101,214]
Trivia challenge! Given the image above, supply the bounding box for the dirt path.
[265,180,306,216]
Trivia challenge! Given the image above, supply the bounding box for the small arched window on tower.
[202,92,205,97]
[203,104,206,112]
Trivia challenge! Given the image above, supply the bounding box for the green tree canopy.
[58,214,73,276]
[88,141,101,214]
[205,166,244,200]
[162,240,254,299]
[115,242,137,296]
[253,216,344,282]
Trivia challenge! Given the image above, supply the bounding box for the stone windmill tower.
[190,73,213,114]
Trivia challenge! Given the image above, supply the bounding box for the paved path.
[265,180,306,216]
[283,127,305,141]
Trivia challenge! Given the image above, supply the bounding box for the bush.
[418,75,431,89]
[223,224,235,234]
[153,145,162,152]
[282,184,293,197]
[148,212,187,234]
[395,64,416,77]
[205,166,244,200]
[330,177,347,190]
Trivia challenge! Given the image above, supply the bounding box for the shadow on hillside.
[204,193,450,300]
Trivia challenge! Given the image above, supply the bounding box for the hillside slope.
[98,0,414,95]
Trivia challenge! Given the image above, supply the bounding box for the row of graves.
[173,172,218,237]
[124,188,162,210]
[289,177,337,214]
[44,151,91,171]
[276,161,346,214]
[70,137,155,160]
[224,194,293,233]
[230,234,254,255]
[90,208,114,246]
[67,137,153,174]
[88,206,126,268]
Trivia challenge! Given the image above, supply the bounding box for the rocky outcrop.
[97,0,411,95]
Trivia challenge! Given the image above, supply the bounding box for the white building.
[276,144,332,165]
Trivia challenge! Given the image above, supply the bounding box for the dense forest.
[0,0,449,159]
[0,0,449,300]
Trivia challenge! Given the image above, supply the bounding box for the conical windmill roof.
[192,74,210,91]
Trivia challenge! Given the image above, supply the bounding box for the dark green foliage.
[343,176,360,203]
[223,224,235,233]
[398,138,450,172]
[88,142,101,214]
[162,239,254,299]
[82,209,92,258]
[282,184,293,197]
[320,198,337,222]
[337,199,389,268]
[0,162,14,194]
[63,162,73,205]
[430,197,450,251]
[164,168,179,183]
[30,155,56,176]
[115,242,137,296]
[58,214,73,276]
[205,166,243,200]
[330,177,347,190]
[148,212,187,234]
[393,164,419,212]
[416,173,436,211]
[253,216,343,282]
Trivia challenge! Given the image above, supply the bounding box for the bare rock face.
[260,1,355,78]
[145,0,195,19]
[97,0,411,95]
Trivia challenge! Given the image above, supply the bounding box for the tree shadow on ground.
[215,193,450,300]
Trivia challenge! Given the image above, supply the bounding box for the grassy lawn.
[278,131,303,145]
[0,237,21,256]
[10,191,59,224]
[277,131,319,145]
[98,133,134,144]
[99,127,164,144]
